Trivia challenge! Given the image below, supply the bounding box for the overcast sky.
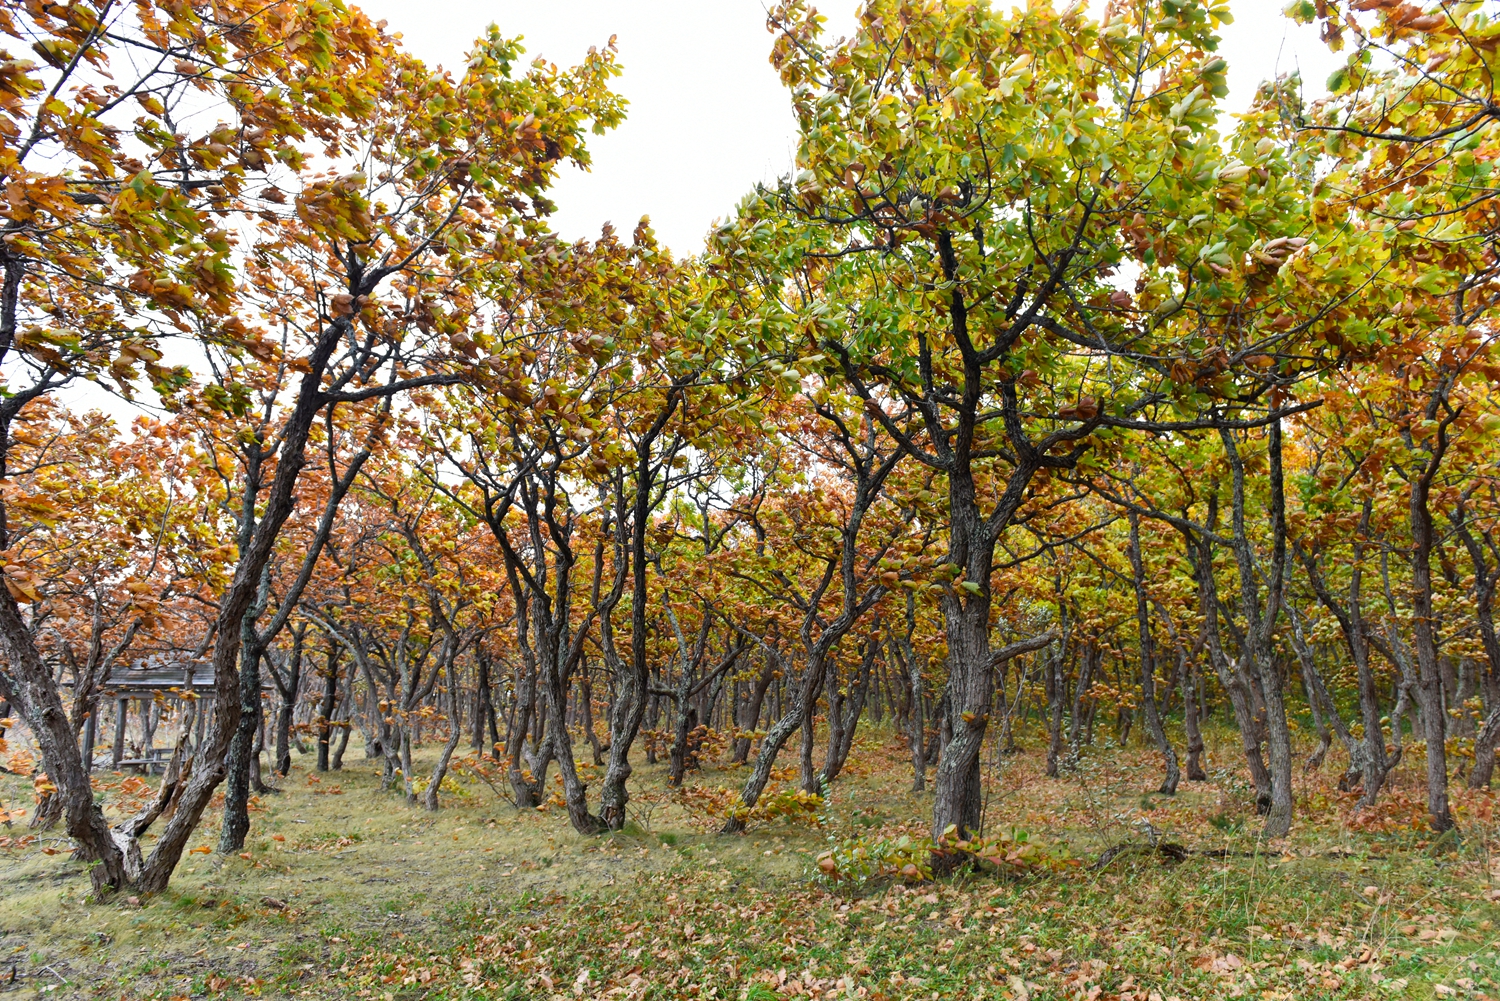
[67,2,1344,424]
[356,0,1345,258]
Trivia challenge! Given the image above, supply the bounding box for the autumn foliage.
[0,1,1495,948]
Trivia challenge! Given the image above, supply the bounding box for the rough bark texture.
[1220,425,1293,837]
[732,656,775,765]
[0,592,128,894]
[220,620,265,854]
[315,646,340,772]
[1408,439,1456,832]
[820,639,875,787]
[721,655,826,834]
[1129,513,1180,795]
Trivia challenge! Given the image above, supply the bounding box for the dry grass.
[0,723,1495,999]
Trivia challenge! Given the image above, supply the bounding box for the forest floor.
[0,726,1497,1000]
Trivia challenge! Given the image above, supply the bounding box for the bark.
[472,648,498,756]
[929,487,1000,843]
[931,631,1055,844]
[503,625,546,807]
[220,604,269,853]
[401,726,416,806]
[1407,424,1457,832]
[1378,591,1419,777]
[1189,518,1273,814]
[821,637,876,787]
[667,637,742,787]
[722,650,828,834]
[206,338,401,871]
[1151,602,1206,782]
[112,698,127,769]
[1219,423,1293,837]
[1286,604,1361,781]
[0,592,128,894]
[798,698,818,795]
[271,625,306,777]
[731,655,775,765]
[663,606,715,788]
[1129,512,1180,795]
[1068,641,1097,765]
[579,666,605,767]
[330,668,354,771]
[1450,504,1500,788]
[1044,639,1065,779]
[1473,708,1500,790]
[593,388,687,830]
[541,625,604,833]
[109,733,191,884]
[422,679,464,811]
[891,596,927,790]
[721,412,900,832]
[1182,658,1207,781]
[1298,510,1391,806]
[315,645,341,772]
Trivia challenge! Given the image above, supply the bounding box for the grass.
[0,725,1496,999]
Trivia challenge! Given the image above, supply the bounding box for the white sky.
[64,1,1342,425]
[355,0,1344,258]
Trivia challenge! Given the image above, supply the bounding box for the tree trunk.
[1472,708,1500,790]
[1408,458,1457,832]
[732,656,775,765]
[907,641,927,791]
[798,700,818,794]
[1129,512,1180,795]
[271,633,304,778]
[598,600,644,829]
[542,624,604,833]
[1299,520,1391,805]
[401,727,416,806]
[219,625,264,854]
[1068,642,1096,766]
[1182,656,1207,780]
[0,592,129,894]
[722,651,828,834]
[423,681,464,811]
[821,639,874,787]
[1189,517,1273,815]
[1219,424,1293,837]
[1452,510,1500,789]
[1044,641,1065,779]
[580,666,605,767]
[330,681,352,771]
[505,651,546,808]
[475,649,500,757]
[112,698,128,770]
[315,648,339,772]
[931,570,994,842]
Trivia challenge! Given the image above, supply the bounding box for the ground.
[0,726,1496,1000]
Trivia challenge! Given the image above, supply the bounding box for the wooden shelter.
[84,656,273,773]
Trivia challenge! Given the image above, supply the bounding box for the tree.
[713,0,1348,841]
[0,0,407,896]
[1298,0,1500,831]
[0,4,626,889]
[705,388,918,830]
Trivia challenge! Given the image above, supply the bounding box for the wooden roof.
[91,658,275,696]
